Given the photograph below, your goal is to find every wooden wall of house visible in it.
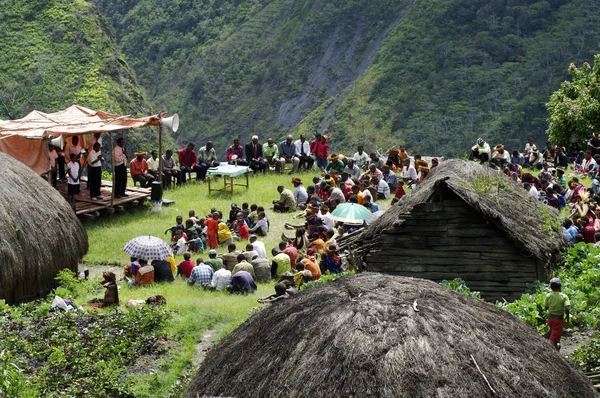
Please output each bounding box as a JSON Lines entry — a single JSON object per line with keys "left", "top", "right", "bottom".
{"left": 364, "top": 197, "right": 539, "bottom": 302}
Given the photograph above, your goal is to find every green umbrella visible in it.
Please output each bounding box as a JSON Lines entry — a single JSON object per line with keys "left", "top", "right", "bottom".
{"left": 331, "top": 202, "right": 372, "bottom": 225}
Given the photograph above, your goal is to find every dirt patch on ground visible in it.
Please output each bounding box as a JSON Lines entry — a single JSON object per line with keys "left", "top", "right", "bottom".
{"left": 193, "top": 329, "right": 219, "bottom": 367}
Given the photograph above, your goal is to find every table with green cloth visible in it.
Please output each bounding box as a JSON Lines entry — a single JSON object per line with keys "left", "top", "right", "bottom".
{"left": 207, "top": 164, "right": 250, "bottom": 194}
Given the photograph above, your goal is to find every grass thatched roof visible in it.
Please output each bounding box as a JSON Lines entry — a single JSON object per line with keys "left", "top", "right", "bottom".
{"left": 340, "top": 159, "right": 564, "bottom": 265}
{"left": 0, "top": 152, "right": 88, "bottom": 303}
{"left": 185, "top": 273, "right": 595, "bottom": 397}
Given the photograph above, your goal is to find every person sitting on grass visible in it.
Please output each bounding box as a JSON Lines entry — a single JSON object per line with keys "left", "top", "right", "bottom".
{"left": 320, "top": 245, "right": 343, "bottom": 274}
{"left": 171, "top": 229, "right": 187, "bottom": 255}
{"left": 249, "top": 211, "right": 269, "bottom": 236}
{"left": 126, "top": 259, "right": 154, "bottom": 287}
{"left": 177, "top": 252, "right": 196, "bottom": 278}
{"left": 257, "top": 282, "right": 292, "bottom": 303}
{"left": 308, "top": 232, "right": 327, "bottom": 256}
{"left": 293, "top": 262, "right": 313, "bottom": 288}
{"left": 231, "top": 253, "right": 256, "bottom": 278}
{"left": 220, "top": 243, "right": 242, "bottom": 269}
{"left": 243, "top": 243, "right": 259, "bottom": 263}
{"left": 249, "top": 235, "right": 267, "bottom": 259}
{"left": 210, "top": 263, "right": 231, "bottom": 291}
{"left": 187, "top": 259, "right": 214, "bottom": 287}
{"left": 204, "top": 249, "right": 224, "bottom": 271}
{"left": 151, "top": 259, "right": 175, "bottom": 283}
{"left": 124, "top": 257, "right": 140, "bottom": 278}
{"left": 186, "top": 230, "right": 205, "bottom": 253}
{"left": 165, "top": 216, "right": 185, "bottom": 239}
{"left": 544, "top": 278, "right": 570, "bottom": 351}
{"left": 271, "top": 247, "right": 292, "bottom": 279}
{"left": 273, "top": 185, "right": 297, "bottom": 213}
{"left": 232, "top": 212, "right": 250, "bottom": 241}
{"left": 298, "top": 255, "right": 321, "bottom": 280}
{"left": 227, "top": 270, "right": 257, "bottom": 294}
{"left": 218, "top": 221, "right": 233, "bottom": 247}
{"left": 251, "top": 252, "right": 271, "bottom": 283}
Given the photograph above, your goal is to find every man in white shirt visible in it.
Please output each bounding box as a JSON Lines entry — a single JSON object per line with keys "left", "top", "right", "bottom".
{"left": 87, "top": 142, "right": 104, "bottom": 200}
{"left": 249, "top": 235, "right": 267, "bottom": 258}
{"left": 211, "top": 264, "right": 232, "bottom": 291}
{"left": 525, "top": 182, "right": 538, "bottom": 199}
{"left": 294, "top": 134, "right": 313, "bottom": 170}
{"left": 344, "top": 159, "right": 360, "bottom": 179}
{"left": 86, "top": 133, "right": 102, "bottom": 153}
{"left": 147, "top": 150, "right": 161, "bottom": 179}
{"left": 372, "top": 177, "right": 390, "bottom": 199}
{"left": 492, "top": 144, "right": 511, "bottom": 167}
{"left": 318, "top": 206, "right": 335, "bottom": 230}
{"left": 64, "top": 136, "right": 83, "bottom": 161}
{"left": 292, "top": 177, "right": 308, "bottom": 208}
{"left": 402, "top": 158, "right": 418, "bottom": 182}
{"left": 580, "top": 150, "right": 598, "bottom": 175}
{"left": 353, "top": 145, "right": 370, "bottom": 169}
{"left": 48, "top": 144, "right": 59, "bottom": 186}
{"left": 113, "top": 137, "right": 128, "bottom": 198}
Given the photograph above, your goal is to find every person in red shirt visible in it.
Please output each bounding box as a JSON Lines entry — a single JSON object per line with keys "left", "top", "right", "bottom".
{"left": 580, "top": 216, "right": 596, "bottom": 244}
{"left": 204, "top": 212, "right": 220, "bottom": 249}
{"left": 310, "top": 133, "right": 329, "bottom": 171}
{"left": 130, "top": 152, "right": 155, "bottom": 188}
{"left": 178, "top": 143, "right": 202, "bottom": 183}
{"left": 279, "top": 241, "right": 298, "bottom": 269}
{"left": 395, "top": 180, "right": 406, "bottom": 200}
{"left": 177, "top": 252, "right": 196, "bottom": 278}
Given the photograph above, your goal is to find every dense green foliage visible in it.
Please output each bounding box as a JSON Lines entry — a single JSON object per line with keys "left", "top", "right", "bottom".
{"left": 299, "top": 271, "right": 354, "bottom": 291}
{"left": 440, "top": 278, "right": 482, "bottom": 300}
{"left": 90, "top": 0, "right": 600, "bottom": 155}
{"left": 498, "top": 243, "right": 600, "bottom": 335}
{"left": 571, "top": 334, "right": 600, "bottom": 372}
{"left": 547, "top": 54, "right": 600, "bottom": 147}
{"left": 0, "top": 272, "right": 170, "bottom": 397}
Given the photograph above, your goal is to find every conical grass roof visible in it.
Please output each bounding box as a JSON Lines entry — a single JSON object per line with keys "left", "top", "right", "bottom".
{"left": 185, "top": 273, "right": 595, "bottom": 398}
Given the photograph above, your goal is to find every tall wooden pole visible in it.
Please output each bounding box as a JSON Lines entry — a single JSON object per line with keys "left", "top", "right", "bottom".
{"left": 110, "top": 132, "right": 115, "bottom": 207}
{"left": 158, "top": 123, "right": 163, "bottom": 184}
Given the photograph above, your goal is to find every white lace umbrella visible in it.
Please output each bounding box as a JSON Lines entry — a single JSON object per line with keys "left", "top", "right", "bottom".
{"left": 123, "top": 235, "right": 173, "bottom": 260}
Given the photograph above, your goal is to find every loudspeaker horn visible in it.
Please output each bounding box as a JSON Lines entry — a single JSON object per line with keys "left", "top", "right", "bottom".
{"left": 160, "top": 114, "right": 179, "bottom": 132}
{"left": 49, "top": 135, "right": 63, "bottom": 148}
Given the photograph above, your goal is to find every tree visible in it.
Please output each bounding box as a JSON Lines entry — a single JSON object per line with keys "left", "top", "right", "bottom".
{"left": 547, "top": 54, "right": 600, "bottom": 147}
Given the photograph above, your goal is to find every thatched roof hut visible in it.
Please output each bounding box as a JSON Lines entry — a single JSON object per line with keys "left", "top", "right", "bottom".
{"left": 338, "top": 160, "right": 565, "bottom": 301}
{"left": 185, "top": 273, "right": 595, "bottom": 397}
{"left": 0, "top": 153, "right": 88, "bottom": 303}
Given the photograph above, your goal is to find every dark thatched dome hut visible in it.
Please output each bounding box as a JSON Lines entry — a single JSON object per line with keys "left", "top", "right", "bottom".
{"left": 0, "top": 152, "right": 88, "bottom": 303}
{"left": 185, "top": 273, "right": 595, "bottom": 398}
{"left": 338, "top": 159, "right": 566, "bottom": 301}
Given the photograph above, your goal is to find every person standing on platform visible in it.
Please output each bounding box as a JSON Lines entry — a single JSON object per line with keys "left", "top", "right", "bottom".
{"left": 179, "top": 143, "right": 202, "bottom": 183}
{"left": 66, "top": 153, "right": 81, "bottom": 203}
{"left": 294, "top": 134, "right": 314, "bottom": 170}
{"left": 113, "top": 137, "right": 128, "bottom": 198}
{"left": 245, "top": 135, "right": 266, "bottom": 173}
{"left": 87, "top": 142, "right": 104, "bottom": 200}
{"left": 86, "top": 132, "right": 102, "bottom": 153}
{"left": 130, "top": 152, "right": 155, "bottom": 188}
{"left": 197, "top": 141, "right": 219, "bottom": 181}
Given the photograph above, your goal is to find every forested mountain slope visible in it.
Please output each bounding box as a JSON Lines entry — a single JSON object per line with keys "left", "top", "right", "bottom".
{"left": 0, "top": 0, "right": 166, "bottom": 151}
{"left": 5, "top": 0, "right": 599, "bottom": 157}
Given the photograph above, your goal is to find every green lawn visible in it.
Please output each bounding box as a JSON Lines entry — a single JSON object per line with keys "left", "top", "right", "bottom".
{"left": 79, "top": 170, "right": 391, "bottom": 397}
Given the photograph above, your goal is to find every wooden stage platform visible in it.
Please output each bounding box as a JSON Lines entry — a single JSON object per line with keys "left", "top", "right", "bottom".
{"left": 55, "top": 177, "right": 151, "bottom": 217}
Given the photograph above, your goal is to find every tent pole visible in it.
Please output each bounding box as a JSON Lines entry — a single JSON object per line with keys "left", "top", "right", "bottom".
{"left": 110, "top": 132, "right": 115, "bottom": 208}
{"left": 158, "top": 124, "right": 163, "bottom": 184}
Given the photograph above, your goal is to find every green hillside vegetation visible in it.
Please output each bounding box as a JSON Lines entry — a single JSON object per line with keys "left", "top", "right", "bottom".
{"left": 0, "top": 0, "right": 171, "bottom": 151}
{"left": 92, "top": 0, "right": 600, "bottom": 156}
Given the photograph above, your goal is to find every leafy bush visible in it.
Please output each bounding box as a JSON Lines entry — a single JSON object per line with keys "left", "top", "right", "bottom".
{"left": 570, "top": 334, "right": 600, "bottom": 372}
{"left": 0, "top": 350, "right": 38, "bottom": 398}
{"left": 440, "top": 278, "right": 482, "bottom": 300}
{"left": 0, "top": 305, "right": 170, "bottom": 397}
{"left": 54, "top": 269, "right": 100, "bottom": 299}
{"left": 299, "top": 271, "right": 354, "bottom": 291}
{"left": 497, "top": 243, "right": 600, "bottom": 336}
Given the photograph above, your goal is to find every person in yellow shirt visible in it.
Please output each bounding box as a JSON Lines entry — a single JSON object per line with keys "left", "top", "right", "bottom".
{"left": 544, "top": 278, "right": 570, "bottom": 351}
{"left": 218, "top": 222, "right": 233, "bottom": 246}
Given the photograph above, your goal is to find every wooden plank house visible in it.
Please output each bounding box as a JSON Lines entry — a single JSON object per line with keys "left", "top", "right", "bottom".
{"left": 339, "top": 159, "right": 565, "bottom": 302}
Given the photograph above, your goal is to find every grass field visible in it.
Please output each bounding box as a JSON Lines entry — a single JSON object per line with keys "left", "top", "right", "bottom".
{"left": 79, "top": 170, "right": 391, "bottom": 397}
